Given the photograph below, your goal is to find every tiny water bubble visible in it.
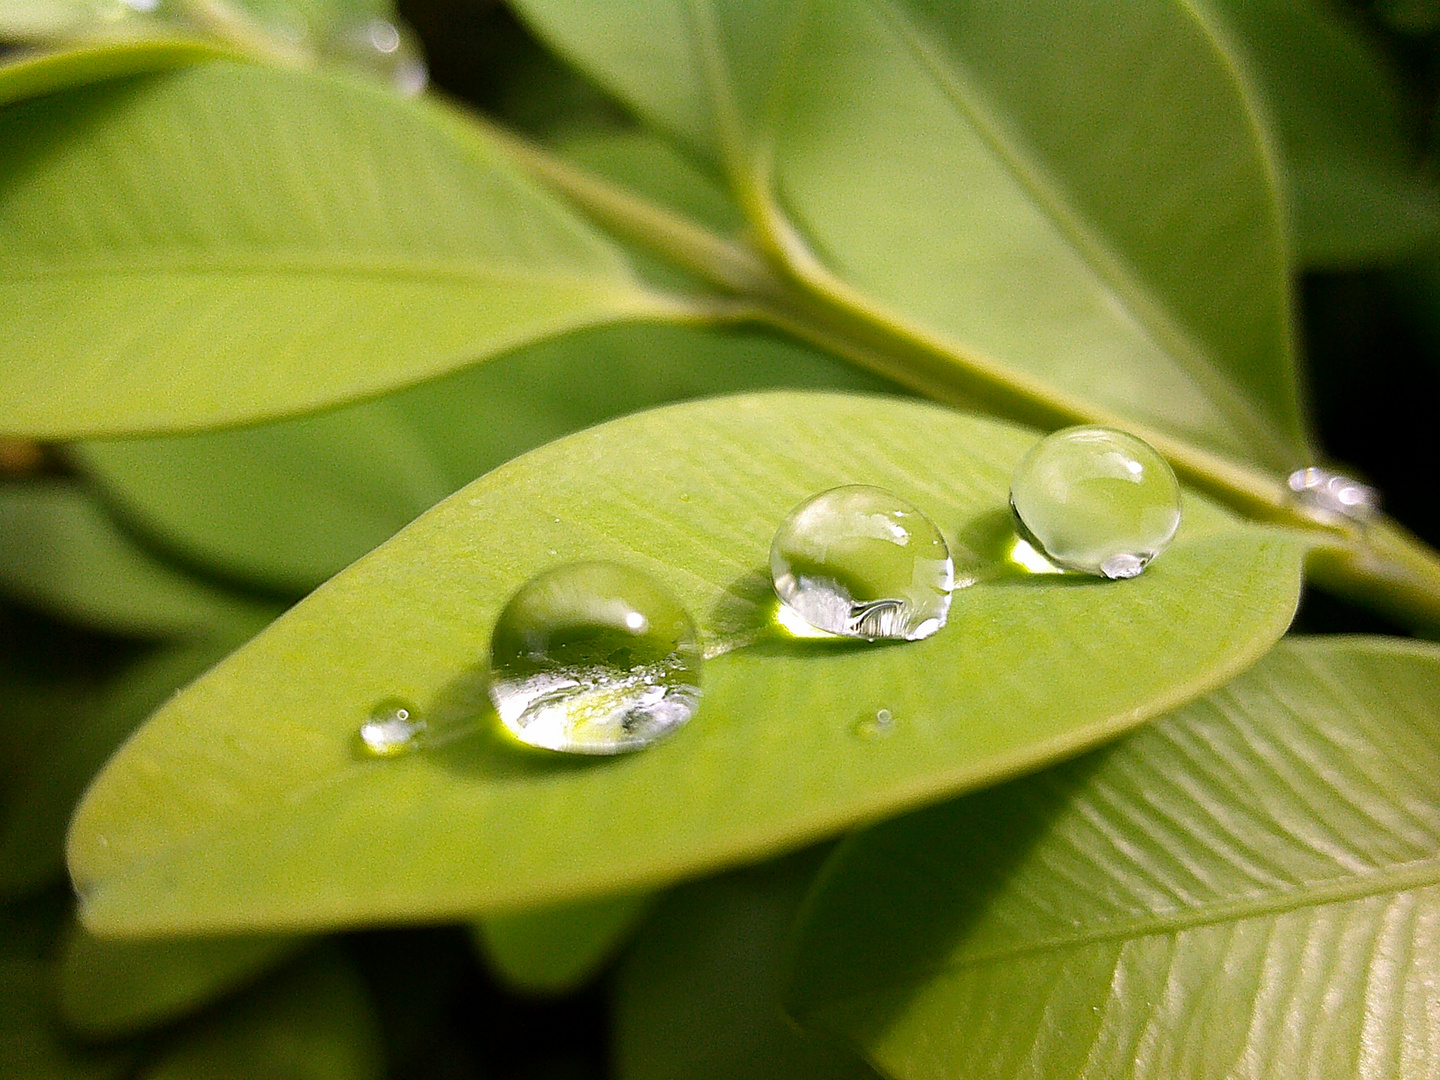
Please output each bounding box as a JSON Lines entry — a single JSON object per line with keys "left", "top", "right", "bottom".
{"left": 1009, "top": 426, "right": 1181, "bottom": 578}
{"left": 852, "top": 708, "right": 896, "bottom": 740}
{"left": 771, "top": 485, "right": 954, "bottom": 641}
{"left": 488, "top": 561, "right": 703, "bottom": 754}
{"left": 359, "top": 699, "right": 425, "bottom": 757}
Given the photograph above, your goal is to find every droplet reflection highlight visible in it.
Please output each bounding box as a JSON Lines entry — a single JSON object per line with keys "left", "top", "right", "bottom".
{"left": 771, "top": 485, "right": 954, "bottom": 641}
{"left": 1009, "top": 426, "right": 1181, "bottom": 578}
{"left": 488, "top": 561, "right": 703, "bottom": 754}
{"left": 359, "top": 700, "right": 425, "bottom": 757}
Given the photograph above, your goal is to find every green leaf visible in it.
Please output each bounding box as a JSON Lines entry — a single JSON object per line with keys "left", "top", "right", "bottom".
{"left": 0, "top": 39, "right": 224, "bottom": 93}
{"left": 66, "top": 393, "right": 1306, "bottom": 936}
{"left": 472, "top": 890, "right": 654, "bottom": 995}
{"left": 615, "top": 849, "right": 879, "bottom": 1080}
{"left": 74, "top": 322, "right": 892, "bottom": 592}
{"left": 0, "top": 58, "right": 678, "bottom": 438}
{"left": 58, "top": 922, "right": 306, "bottom": 1038}
{"left": 0, "top": 960, "right": 131, "bottom": 1080}
{"left": 513, "top": 0, "right": 1310, "bottom": 472}
{"left": 785, "top": 636, "right": 1440, "bottom": 1079}
{"left": 0, "top": 633, "right": 268, "bottom": 896}
{"left": 1206, "top": 0, "right": 1440, "bottom": 267}
{"left": 136, "top": 944, "right": 382, "bottom": 1080}
{"left": 0, "top": 480, "right": 267, "bottom": 635}
{"left": 72, "top": 403, "right": 452, "bottom": 595}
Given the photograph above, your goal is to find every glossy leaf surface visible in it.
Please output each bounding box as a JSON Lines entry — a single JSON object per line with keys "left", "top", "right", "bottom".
{"left": 615, "top": 850, "right": 879, "bottom": 1080}
{"left": 0, "top": 40, "right": 229, "bottom": 107}
{"left": 0, "top": 58, "right": 670, "bottom": 437}
{"left": 73, "top": 323, "right": 893, "bottom": 592}
{"left": 1208, "top": 0, "right": 1440, "bottom": 267}
{"left": 67, "top": 393, "right": 1305, "bottom": 936}
{"left": 136, "top": 945, "right": 382, "bottom": 1080}
{"left": 514, "top": 0, "right": 1310, "bottom": 471}
{"left": 473, "top": 890, "right": 654, "bottom": 995}
{"left": 0, "top": 481, "right": 262, "bottom": 635}
{"left": 787, "top": 637, "right": 1440, "bottom": 1079}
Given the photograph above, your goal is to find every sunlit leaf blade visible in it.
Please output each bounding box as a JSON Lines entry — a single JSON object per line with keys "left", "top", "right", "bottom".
{"left": 615, "top": 850, "right": 880, "bottom": 1080}
{"left": 1, "top": 633, "right": 267, "bottom": 896}
{"left": 65, "top": 393, "right": 1305, "bottom": 936}
{"left": 1206, "top": 0, "right": 1440, "bottom": 267}
{"left": 58, "top": 922, "right": 307, "bottom": 1039}
{"left": 0, "top": 481, "right": 265, "bottom": 634}
{"left": 0, "top": 960, "right": 131, "bottom": 1080}
{"left": 72, "top": 323, "right": 894, "bottom": 592}
{"left": 136, "top": 944, "right": 383, "bottom": 1080}
{"left": 0, "top": 40, "right": 229, "bottom": 107}
{"left": 786, "top": 637, "right": 1440, "bottom": 1080}
{"left": 472, "top": 890, "right": 654, "bottom": 995}
{"left": 513, "top": 0, "right": 1310, "bottom": 472}
{"left": 0, "top": 59, "right": 674, "bottom": 438}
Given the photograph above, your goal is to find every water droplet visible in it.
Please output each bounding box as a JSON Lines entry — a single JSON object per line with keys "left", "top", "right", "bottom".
{"left": 1009, "top": 426, "right": 1181, "bottom": 578}
{"left": 488, "top": 561, "right": 703, "bottom": 754}
{"left": 359, "top": 699, "right": 425, "bottom": 757}
{"left": 771, "top": 485, "right": 954, "bottom": 640}
{"left": 1287, "top": 466, "right": 1378, "bottom": 523}
{"left": 325, "top": 17, "right": 428, "bottom": 95}
{"left": 852, "top": 708, "right": 896, "bottom": 739}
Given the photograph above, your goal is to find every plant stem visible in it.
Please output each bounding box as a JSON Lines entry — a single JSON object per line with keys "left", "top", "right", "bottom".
{"left": 488, "top": 120, "right": 1440, "bottom": 635}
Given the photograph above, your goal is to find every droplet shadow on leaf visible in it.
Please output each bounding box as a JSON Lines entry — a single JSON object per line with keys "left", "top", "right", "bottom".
{"left": 708, "top": 569, "right": 912, "bottom": 659}
{"left": 952, "top": 508, "right": 1094, "bottom": 589}
{"left": 419, "top": 663, "right": 621, "bottom": 781}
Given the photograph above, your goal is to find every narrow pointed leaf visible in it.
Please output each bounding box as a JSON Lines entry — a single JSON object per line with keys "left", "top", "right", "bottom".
{"left": 0, "top": 960, "right": 131, "bottom": 1080}
{"left": 472, "top": 890, "right": 654, "bottom": 995}
{"left": 1, "top": 632, "right": 269, "bottom": 895}
{"left": 786, "top": 637, "right": 1440, "bottom": 1080}
{"left": 1207, "top": 0, "right": 1440, "bottom": 267}
{"left": 72, "top": 323, "right": 894, "bottom": 592}
{"left": 0, "top": 481, "right": 265, "bottom": 635}
{"left": 137, "top": 945, "right": 382, "bottom": 1080}
{"left": 615, "top": 850, "right": 879, "bottom": 1080}
{"left": 0, "top": 59, "right": 674, "bottom": 437}
{"left": 58, "top": 923, "right": 307, "bottom": 1039}
{"left": 514, "top": 0, "right": 1310, "bottom": 470}
{"left": 67, "top": 393, "right": 1305, "bottom": 936}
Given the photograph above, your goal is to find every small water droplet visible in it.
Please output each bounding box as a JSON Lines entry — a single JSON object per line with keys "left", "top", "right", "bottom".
{"left": 852, "top": 708, "right": 896, "bottom": 739}
{"left": 488, "top": 561, "right": 703, "bottom": 754}
{"left": 1287, "top": 466, "right": 1378, "bottom": 523}
{"left": 359, "top": 699, "right": 425, "bottom": 757}
{"left": 325, "top": 17, "right": 428, "bottom": 95}
{"left": 771, "top": 485, "right": 954, "bottom": 640}
{"left": 1009, "top": 426, "right": 1181, "bottom": 578}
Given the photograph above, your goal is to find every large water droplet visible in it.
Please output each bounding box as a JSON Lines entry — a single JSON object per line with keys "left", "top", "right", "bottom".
{"left": 1009, "top": 426, "right": 1181, "bottom": 578}
{"left": 359, "top": 699, "right": 425, "bottom": 757}
{"left": 852, "top": 708, "right": 896, "bottom": 740}
{"left": 488, "top": 561, "right": 703, "bottom": 754}
{"left": 771, "top": 485, "right": 954, "bottom": 640}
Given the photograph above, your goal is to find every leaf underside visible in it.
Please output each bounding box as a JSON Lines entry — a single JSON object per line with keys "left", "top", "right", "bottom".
{"left": 787, "top": 636, "right": 1440, "bottom": 1080}
{"left": 67, "top": 392, "right": 1305, "bottom": 937}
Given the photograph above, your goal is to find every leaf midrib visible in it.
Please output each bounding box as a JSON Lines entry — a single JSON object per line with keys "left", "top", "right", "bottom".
{"left": 862, "top": 0, "right": 1295, "bottom": 466}
{"left": 0, "top": 252, "right": 650, "bottom": 292}
{"left": 808, "top": 853, "right": 1440, "bottom": 1011}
